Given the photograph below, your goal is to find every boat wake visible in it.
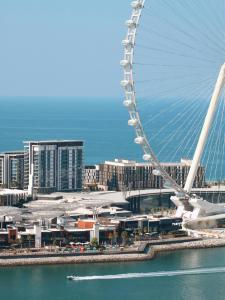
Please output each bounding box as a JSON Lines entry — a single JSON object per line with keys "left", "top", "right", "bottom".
{"left": 68, "top": 267, "right": 225, "bottom": 281}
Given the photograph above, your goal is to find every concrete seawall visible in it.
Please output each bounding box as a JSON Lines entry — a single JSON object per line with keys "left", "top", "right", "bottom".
{"left": 1, "top": 238, "right": 225, "bottom": 267}
{"left": 0, "top": 252, "right": 155, "bottom": 267}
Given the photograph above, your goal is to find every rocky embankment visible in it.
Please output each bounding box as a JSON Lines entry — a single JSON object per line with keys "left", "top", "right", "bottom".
{"left": 1, "top": 238, "right": 225, "bottom": 267}
{"left": 153, "top": 238, "right": 225, "bottom": 253}
{"left": 0, "top": 252, "right": 154, "bottom": 267}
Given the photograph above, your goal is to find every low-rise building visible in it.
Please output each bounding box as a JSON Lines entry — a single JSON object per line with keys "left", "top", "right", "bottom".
{"left": 99, "top": 159, "right": 205, "bottom": 191}
{"left": 0, "top": 189, "right": 28, "bottom": 206}
{"left": 84, "top": 165, "right": 100, "bottom": 189}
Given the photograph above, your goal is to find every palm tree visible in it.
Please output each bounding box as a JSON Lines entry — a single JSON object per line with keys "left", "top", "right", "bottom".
{"left": 90, "top": 237, "right": 99, "bottom": 249}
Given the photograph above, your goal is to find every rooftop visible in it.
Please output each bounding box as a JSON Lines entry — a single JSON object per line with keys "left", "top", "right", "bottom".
{"left": 102, "top": 158, "right": 195, "bottom": 167}
{"left": 23, "top": 140, "right": 84, "bottom": 145}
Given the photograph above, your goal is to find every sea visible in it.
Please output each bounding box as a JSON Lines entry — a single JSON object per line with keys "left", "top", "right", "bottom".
{"left": 0, "top": 97, "right": 225, "bottom": 300}
{"left": 1, "top": 248, "right": 225, "bottom": 300}
{"left": 0, "top": 97, "right": 142, "bottom": 164}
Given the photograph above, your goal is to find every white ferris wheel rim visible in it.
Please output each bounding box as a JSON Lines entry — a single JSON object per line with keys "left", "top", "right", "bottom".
{"left": 121, "top": 0, "right": 186, "bottom": 195}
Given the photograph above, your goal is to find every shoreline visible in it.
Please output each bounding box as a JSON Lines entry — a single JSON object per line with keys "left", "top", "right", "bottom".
{"left": 1, "top": 238, "right": 225, "bottom": 267}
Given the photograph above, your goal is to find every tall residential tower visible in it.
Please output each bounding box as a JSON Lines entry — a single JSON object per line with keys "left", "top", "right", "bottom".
{"left": 24, "top": 140, "right": 83, "bottom": 194}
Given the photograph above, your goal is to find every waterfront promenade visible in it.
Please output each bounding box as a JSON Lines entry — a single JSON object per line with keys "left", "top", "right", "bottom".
{"left": 1, "top": 237, "right": 225, "bottom": 267}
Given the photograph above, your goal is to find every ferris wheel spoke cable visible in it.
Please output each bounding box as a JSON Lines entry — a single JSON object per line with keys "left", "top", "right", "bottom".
{"left": 135, "top": 73, "right": 217, "bottom": 84}
{"left": 145, "top": 0, "right": 224, "bottom": 51}
{"left": 170, "top": 113, "right": 207, "bottom": 163}
{"left": 144, "top": 85, "right": 212, "bottom": 145}
{"left": 202, "top": 95, "right": 224, "bottom": 185}
{"left": 137, "top": 75, "right": 216, "bottom": 98}
{"left": 218, "top": 96, "right": 225, "bottom": 183}
{"left": 192, "top": 0, "right": 225, "bottom": 40}
{"left": 134, "top": 63, "right": 217, "bottom": 70}
{"left": 185, "top": 111, "right": 210, "bottom": 160}
{"left": 135, "top": 44, "right": 220, "bottom": 64}
{"left": 143, "top": 9, "right": 225, "bottom": 57}
{"left": 208, "top": 103, "right": 225, "bottom": 182}
{"left": 134, "top": 63, "right": 219, "bottom": 80}
{"left": 138, "top": 76, "right": 214, "bottom": 106}
{"left": 138, "top": 24, "right": 222, "bottom": 57}
{"left": 138, "top": 75, "right": 215, "bottom": 101}
{"left": 138, "top": 96, "right": 203, "bottom": 128}
{"left": 155, "top": 98, "right": 210, "bottom": 161}
{"left": 160, "top": 0, "right": 225, "bottom": 52}
{"left": 139, "top": 23, "right": 225, "bottom": 59}
{"left": 167, "top": 92, "right": 213, "bottom": 162}
{"left": 211, "top": 94, "right": 225, "bottom": 188}
{"left": 153, "top": 100, "right": 209, "bottom": 158}
{"left": 139, "top": 75, "right": 215, "bottom": 127}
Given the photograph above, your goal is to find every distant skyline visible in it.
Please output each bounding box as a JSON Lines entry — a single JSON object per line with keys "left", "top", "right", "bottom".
{"left": 0, "top": 0, "right": 131, "bottom": 97}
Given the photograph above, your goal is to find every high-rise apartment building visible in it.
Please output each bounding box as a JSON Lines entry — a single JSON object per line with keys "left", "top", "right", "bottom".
{"left": 24, "top": 140, "right": 83, "bottom": 194}
{"left": 0, "top": 151, "right": 24, "bottom": 189}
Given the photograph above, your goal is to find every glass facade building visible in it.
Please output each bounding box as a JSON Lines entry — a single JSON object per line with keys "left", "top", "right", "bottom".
{"left": 0, "top": 152, "right": 24, "bottom": 189}
{"left": 24, "top": 140, "right": 83, "bottom": 194}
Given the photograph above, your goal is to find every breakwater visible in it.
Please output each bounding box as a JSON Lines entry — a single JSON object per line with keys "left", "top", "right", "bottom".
{"left": 1, "top": 238, "right": 225, "bottom": 267}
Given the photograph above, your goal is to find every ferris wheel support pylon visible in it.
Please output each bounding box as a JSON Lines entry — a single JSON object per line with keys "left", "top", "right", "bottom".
{"left": 121, "top": 0, "right": 185, "bottom": 196}
{"left": 184, "top": 64, "right": 225, "bottom": 193}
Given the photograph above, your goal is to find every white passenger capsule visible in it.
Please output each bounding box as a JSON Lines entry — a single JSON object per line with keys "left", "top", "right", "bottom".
{"left": 131, "top": 1, "right": 144, "bottom": 9}
{"left": 135, "top": 136, "right": 145, "bottom": 144}
{"left": 125, "top": 19, "right": 137, "bottom": 28}
{"left": 120, "top": 60, "right": 131, "bottom": 68}
{"left": 128, "top": 119, "right": 138, "bottom": 127}
{"left": 122, "top": 39, "right": 134, "bottom": 48}
{"left": 143, "top": 154, "right": 151, "bottom": 161}
{"left": 121, "top": 80, "right": 132, "bottom": 88}
{"left": 153, "top": 169, "right": 162, "bottom": 176}
{"left": 123, "top": 100, "right": 135, "bottom": 108}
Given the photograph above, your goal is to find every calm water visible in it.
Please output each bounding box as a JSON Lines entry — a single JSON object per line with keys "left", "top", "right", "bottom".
{"left": 0, "top": 97, "right": 225, "bottom": 298}
{"left": 0, "top": 97, "right": 142, "bottom": 164}
{"left": 1, "top": 248, "right": 225, "bottom": 300}
{"left": 0, "top": 96, "right": 223, "bottom": 179}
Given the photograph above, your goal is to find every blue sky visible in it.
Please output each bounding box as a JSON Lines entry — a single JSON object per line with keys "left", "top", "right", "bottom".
{"left": 0, "top": 0, "right": 131, "bottom": 97}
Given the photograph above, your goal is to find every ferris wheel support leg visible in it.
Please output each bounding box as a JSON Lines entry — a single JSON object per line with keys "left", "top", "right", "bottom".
{"left": 184, "top": 64, "right": 225, "bottom": 194}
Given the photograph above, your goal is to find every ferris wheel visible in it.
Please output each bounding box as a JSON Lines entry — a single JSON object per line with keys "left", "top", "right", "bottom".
{"left": 121, "top": 0, "right": 225, "bottom": 220}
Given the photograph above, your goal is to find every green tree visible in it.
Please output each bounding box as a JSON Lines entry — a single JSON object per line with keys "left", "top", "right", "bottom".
{"left": 90, "top": 237, "right": 99, "bottom": 249}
